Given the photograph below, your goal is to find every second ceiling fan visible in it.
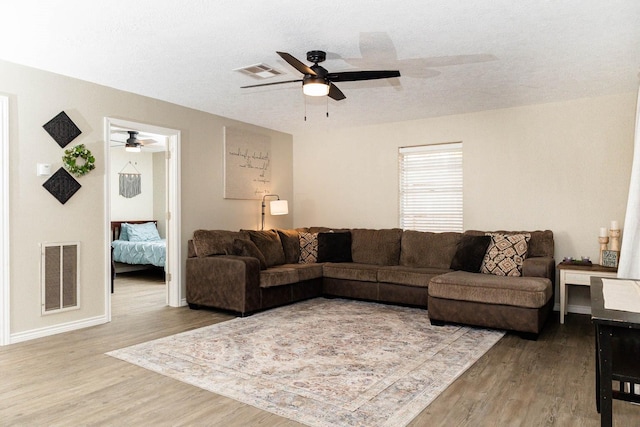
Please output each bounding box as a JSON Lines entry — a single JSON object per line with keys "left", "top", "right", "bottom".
{"left": 241, "top": 50, "right": 401, "bottom": 100}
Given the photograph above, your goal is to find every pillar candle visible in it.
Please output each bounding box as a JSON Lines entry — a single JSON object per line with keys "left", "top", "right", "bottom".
{"left": 610, "top": 220, "right": 619, "bottom": 230}
{"left": 599, "top": 227, "right": 608, "bottom": 237}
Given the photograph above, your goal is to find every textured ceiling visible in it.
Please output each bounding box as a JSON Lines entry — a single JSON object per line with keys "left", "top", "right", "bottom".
{"left": 1, "top": 0, "right": 639, "bottom": 136}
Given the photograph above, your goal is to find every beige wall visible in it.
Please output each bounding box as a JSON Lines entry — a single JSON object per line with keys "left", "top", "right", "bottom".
{"left": 293, "top": 92, "right": 636, "bottom": 307}
{"left": 1, "top": 60, "right": 293, "bottom": 338}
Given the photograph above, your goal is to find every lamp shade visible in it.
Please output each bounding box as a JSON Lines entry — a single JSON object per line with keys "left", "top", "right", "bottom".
{"left": 270, "top": 199, "right": 288, "bottom": 215}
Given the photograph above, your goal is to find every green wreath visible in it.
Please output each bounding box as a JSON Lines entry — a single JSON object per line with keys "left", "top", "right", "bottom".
{"left": 63, "top": 144, "right": 95, "bottom": 177}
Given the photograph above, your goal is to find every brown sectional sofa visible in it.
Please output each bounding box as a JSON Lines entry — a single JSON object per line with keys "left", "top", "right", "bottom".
{"left": 186, "top": 227, "right": 555, "bottom": 338}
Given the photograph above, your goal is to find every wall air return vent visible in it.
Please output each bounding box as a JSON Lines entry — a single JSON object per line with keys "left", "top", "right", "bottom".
{"left": 234, "top": 63, "right": 283, "bottom": 79}
{"left": 41, "top": 242, "right": 80, "bottom": 314}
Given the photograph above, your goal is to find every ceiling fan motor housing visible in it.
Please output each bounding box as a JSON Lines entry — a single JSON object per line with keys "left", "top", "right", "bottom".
{"left": 126, "top": 131, "right": 142, "bottom": 149}
{"left": 307, "top": 50, "right": 326, "bottom": 64}
{"left": 126, "top": 131, "right": 139, "bottom": 144}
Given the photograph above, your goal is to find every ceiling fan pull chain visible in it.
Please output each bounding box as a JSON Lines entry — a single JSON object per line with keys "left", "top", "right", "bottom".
{"left": 326, "top": 96, "right": 329, "bottom": 118}
{"left": 304, "top": 95, "right": 307, "bottom": 121}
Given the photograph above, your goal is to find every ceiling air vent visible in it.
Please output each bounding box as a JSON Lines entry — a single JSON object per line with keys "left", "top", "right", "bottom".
{"left": 234, "top": 63, "right": 283, "bottom": 79}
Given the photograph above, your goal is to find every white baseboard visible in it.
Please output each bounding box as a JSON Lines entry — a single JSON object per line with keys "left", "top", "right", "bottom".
{"left": 553, "top": 302, "right": 592, "bottom": 315}
{"left": 10, "top": 315, "right": 108, "bottom": 344}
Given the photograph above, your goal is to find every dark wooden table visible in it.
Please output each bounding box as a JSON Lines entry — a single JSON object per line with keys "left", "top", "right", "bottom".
{"left": 590, "top": 277, "right": 640, "bottom": 427}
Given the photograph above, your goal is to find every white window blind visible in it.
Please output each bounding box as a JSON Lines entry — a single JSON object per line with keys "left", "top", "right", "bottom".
{"left": 399, "top": 142, "right": 463, "bottom": 232}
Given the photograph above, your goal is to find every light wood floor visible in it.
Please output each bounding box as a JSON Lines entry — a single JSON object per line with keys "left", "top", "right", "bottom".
{"left": 1, "top": 274, "right": 638, "bottom": 426}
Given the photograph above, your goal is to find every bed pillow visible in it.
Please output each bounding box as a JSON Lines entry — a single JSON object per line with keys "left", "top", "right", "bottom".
{"left": 450, "top": 235, "right": 492, "bottom": 272}
{"left": 480, "top": 233, "right": 531, "bottom": 276}
{"left": 127, "top": 222, "right": 161, "bottom": 242}
{"left": 118, "top": 223, "right": 130, "bottom": 241}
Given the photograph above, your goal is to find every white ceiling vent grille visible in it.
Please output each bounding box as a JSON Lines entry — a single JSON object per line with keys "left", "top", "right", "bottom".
{"left": 234, "top": 63, "right": 283, "bottom": 79}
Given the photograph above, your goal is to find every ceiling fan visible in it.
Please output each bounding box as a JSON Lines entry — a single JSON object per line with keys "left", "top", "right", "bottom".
{"left": 110, "top": 130, "right": 158, "bottom": 152}
{"left": 241, "top": 50, "right": 401, "bottom": 100}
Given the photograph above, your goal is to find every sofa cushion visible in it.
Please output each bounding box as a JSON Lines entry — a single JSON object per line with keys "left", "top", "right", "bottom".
{"left": 232, "top": 238, "right": 267, "bottom": 270}
{"left": 192, "top": 230, "right": 250, "bottom": 257}
{"left": 282, "top": 263, "right": 325, "bottom": 281}
{"left": 247, "top": 230, "right": 286, "bottom": 267}
{"left": 399, "top": 230, "right": 462, "bottom": 269}
{"left": 277, "top": 229, "right": 301, "bottom": 264}
{"left": 323, "top": 263, "right": 379, "bottom": 282}
{"left": 298, "top": 232, "right": 318, "bottom": 263}
{"left": 377, "top": 266, "right": 450, "bottom": 288}
{"left": 429, "top": 271, "right": 552, "bottom": 309}
{"left": 450, "top": 235, "right": 492, "bottom": 272}
{"left": 351, "top": 228, "right": 403, "bottom": 266}
{"left": 317, "top": 231, "right": 352, "bottom": 263}
{"left": 480, "top": 233, "right": 531, "bottom": 277}
{"left": 259, "top": 267, "right": 298, "bottom": 288}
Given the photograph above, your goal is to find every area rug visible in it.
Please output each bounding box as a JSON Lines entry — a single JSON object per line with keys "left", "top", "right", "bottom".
{"left": 107, "top": 298, "right": 504, "bottom": 427}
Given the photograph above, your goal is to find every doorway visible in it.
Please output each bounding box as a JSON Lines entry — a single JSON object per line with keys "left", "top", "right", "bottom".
{"left": 104, "top": 118, "right": 181, "bottom": 321}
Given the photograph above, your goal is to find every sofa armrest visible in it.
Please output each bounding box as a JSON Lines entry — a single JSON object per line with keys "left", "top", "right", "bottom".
{"left": 522, "top": 257, "right": 555, "bottom": 284}
{"left": 186, "top": 255, "right": 261, "bottom": 314}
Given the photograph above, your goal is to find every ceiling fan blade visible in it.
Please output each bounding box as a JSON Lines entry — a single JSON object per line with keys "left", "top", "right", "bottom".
{"left": 241, "top": 79, "right": 303, "bottom": 89}
{"left": 277, "top": 51, "right": 317, "bottom": 76}
{"left": 328, "top": 83, "right": 346, "bottom": 101}
{"left": 327, "top": 70, "right": 401, "bottom": 82}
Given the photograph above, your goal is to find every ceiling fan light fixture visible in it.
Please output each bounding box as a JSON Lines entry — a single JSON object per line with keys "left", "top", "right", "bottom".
{"left": 303, "top": 77, "right": 330, "bottom": 97}
{"left": 125, "top": 143, "right": 141, "bottom": 153}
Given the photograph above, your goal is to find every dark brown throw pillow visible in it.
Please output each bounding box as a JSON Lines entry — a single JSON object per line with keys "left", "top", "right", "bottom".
{"left": 247, "top": 230, "right": 286, "bottom": 267}
{"left": 277, "top": 229, "right": 301, "bottom": 264}
{"left": 450, "top": 235, "right": 492, "bottom": 272}
{"left": 232, "top": 238, "right": 267, "bottom": 270}
{"left": 317, "top": 231, "right": 352, "bottom": 263}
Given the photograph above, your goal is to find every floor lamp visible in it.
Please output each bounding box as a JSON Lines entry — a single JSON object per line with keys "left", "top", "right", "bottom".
{"left": 261, "top": 194, "right": 288, "bottom": 230}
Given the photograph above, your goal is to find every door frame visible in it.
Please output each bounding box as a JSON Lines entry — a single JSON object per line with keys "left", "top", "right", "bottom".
{"left": 104, "top": 117, "right": 182, "bottom": 319}
{"left": 0, "top": 95, "right": 9, "bottom": 345}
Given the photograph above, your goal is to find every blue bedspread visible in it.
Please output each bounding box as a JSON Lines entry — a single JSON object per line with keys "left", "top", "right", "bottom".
{"left": 112, "top": 239, "right": 166, "bottom": 267}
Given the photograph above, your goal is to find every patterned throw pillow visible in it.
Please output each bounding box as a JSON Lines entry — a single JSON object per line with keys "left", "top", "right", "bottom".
{"left": 298, "top": 232, "right": 318, "bottom": 263}
{"left": 480, "top": 233, "right": 531, "bottom": 277}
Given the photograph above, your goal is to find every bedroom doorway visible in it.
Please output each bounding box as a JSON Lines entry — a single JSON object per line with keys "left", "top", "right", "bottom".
{"left": 104, "top": 118, "right": 181, "bottom": 320}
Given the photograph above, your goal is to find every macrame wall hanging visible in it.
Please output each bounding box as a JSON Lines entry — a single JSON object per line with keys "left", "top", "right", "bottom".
{"left": 118, "top": 161, "right": 142, "bottom": 198}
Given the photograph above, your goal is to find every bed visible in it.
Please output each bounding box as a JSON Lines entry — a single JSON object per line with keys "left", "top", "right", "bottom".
{"left": 111, "top": 221, "right": 166, "bottom": 274}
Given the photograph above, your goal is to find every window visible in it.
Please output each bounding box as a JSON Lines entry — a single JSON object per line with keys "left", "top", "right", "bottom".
{"left": 399, "top": 142, "right": 463, "bottom": 232}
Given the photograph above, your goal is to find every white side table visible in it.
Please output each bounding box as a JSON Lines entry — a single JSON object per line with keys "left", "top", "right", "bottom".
{"left": 558, "top": 263, "right": 618, "bottom": 324}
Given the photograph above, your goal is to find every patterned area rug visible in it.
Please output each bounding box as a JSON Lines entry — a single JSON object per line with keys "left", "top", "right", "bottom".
{"left": 107, "top": 298, "right": 504, "bottom": 427}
